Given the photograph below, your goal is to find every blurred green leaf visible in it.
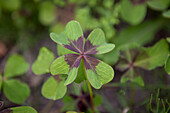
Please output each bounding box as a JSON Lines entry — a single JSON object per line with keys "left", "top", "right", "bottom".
{"left": 49, "top": 23, "right": 65, "bottom": 33}
{"left": 11, "top": 106, "right": 37, "bottom": 113}
{"left": 62, "top": 95, "right": 76, "bottom": 112}
{"left": 134, "top": 39, "right": 169, "bottom": 70}
{"left": 94, "top": 95, "right": 102, "bottom": 106}
{"left": 133, "top": 76, "right": 144, "bottom": 87}
{"left": 0, "top": 0, "right": 21, "bottom": 11}
{"left": 32, "top": 47, "right": 55, "bottom": 75}
{"left": 66, "top": 111, "right": 77, "bottom": 113}
{"left": 0, "top": 74, "right": 2, "bottom": 91}
{"left": 165, "top": 55, "right": 170, "bottom": 75}
{"left": 147, "top": 0, "right": 170, "bottom": 11}
{"left": 41, "top": 76, "right": 67, "bottom": 100}
{"left": 114, "top": 19, "right": 164, "bottom": 51}
{"left": 75, "top": 7, "right": 100, "bottom": 30}
{"left": 3, "top": 79, "right": 30, "bottom": 104}
{"left": 62, "top": 95, "right": 74, "bottom": 103}
{"left": 97, "top": 48, "right": 120, "bottom": 65}
{"left": 39, "top": 1, "right": 56, "bottom": 26}
{"left": 167, "top": 37, "right": 170, "bottom": 43}
{"left": 120, "top": 68, "right": 134, "bottom": 83}
{"left": 120, "top": 0, "right": 146, "bottom": 25}
{"left": 163, "top": 10, "right": 170, "bottom": 18}
{"left": 121, "top": 68, "right": 144, "bottom": 86}
{"left": 4, "top": 54, "right": 29, "bottom": 78}
{"left": 54, "top": 0, "right": 66, "bottom": 7}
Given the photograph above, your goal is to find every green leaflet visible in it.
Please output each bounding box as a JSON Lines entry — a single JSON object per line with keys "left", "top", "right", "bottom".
{"left": 87, "top": 28, "right": 106, "bottom": 45}
{"left": 50, "top": 32, "right": 69, "bottom": 45}
{"left": 120, "top": 68, "right": 144, "bottom": 87}
{"left": 4, "top": 54, "right": 29, "bottom": 78}
{"left": 86, "top": 60, "right": 114, "bottom": 89}
{"left": 163, "top": 10, "right": 170, "bottom": 18}
{"left": 50, "top": 56, "right": 70, "bottom": 75}
{"left": 97, "top": 48, "right": 120, "bottom": 65}
{"left": 3, "top": 79, "right": 30, "bottom": 104}
{"left": 75, "top": 7, "right": 99, "bottom": 31}
{"left": 49, "top": 22, "right": 65, "bottom": 33}
{"left": 32, "top": 47, "right": 55, "bottom": 75}
{"left": 0, "top": 74, "right": 2, "bottom": 91}
{"left": 86, "top": 28, "right": 115, "bottom": 54}
{"left": 147, "top": 0, "right": 170, "bottom": 11}
{"left": 38, "top": 1, "right": 56, "bottom": 26}
{"left": 65, "top": 20, "right": 83, "bottom": 41}
{"left": 57, "top": 45, "right": 76, "bottom": 56}
{"left": 86, "top": 70, "right": 102, "bottom": 89}
{"left": 165, "top": 55, "right": 170, "bottom": 75}
{"left": 120, "top": 0, "right": 146, "bottom": 25}
{"left": 167, "top": 37, "right": 170, "bottom": 43}
{"left": 64, "top": 68, "right": 79, "bottom": 86}
{"left": 96, "top": 43, "right": 115, "bottom": 54}
{"left": 95, "top": 61, "right": 114, "bottom": 85}
{"left": 134, "top": 39, "right": 169, "bottom": 70}
{"left": 0, "top": 0, "right": 21, "bottom": 11}
{"left": 66, "top": 111, "right": 77, "bottom": 113}
{"left": 42, "top": 76, "right": 67, "bottom": 100}
{"left": 11, "top": 106, "right": 37, "bottom": 113}
{"left": 133, "top": 76, "right": 144, "bottom": 87}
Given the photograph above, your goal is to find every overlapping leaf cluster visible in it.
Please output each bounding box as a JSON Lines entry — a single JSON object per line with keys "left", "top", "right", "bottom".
{"left": 32, "top": 20, "right": 115, "bottom": 100}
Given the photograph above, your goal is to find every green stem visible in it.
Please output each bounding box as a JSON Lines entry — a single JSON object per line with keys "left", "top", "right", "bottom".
{"left": 82, "top": 58, "right": 95, "bottom": 113}
{"left": 130, "top": 86, "right": 136, "bottom": 110}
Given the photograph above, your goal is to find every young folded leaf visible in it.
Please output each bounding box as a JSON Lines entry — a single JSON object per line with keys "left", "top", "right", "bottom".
{"left": 50, "top": 20, "right": 115, "bottom": 89}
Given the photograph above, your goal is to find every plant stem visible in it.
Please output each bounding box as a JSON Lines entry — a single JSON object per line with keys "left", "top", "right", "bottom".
{"left": 82, "top": 58, "right": 95, "bottom": 113}
{"left": 130, "top": 86, "right": 136, "bottom": 110}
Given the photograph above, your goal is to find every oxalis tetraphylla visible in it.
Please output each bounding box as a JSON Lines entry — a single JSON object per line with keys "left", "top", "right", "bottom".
{"left": 50, "top": 20, "right": 115, "bottom": 89}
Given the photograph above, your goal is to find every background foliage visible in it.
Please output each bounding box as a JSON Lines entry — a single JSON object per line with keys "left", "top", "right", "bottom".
{"left": 0, "top": 0, "right": 169, "bottom": 113}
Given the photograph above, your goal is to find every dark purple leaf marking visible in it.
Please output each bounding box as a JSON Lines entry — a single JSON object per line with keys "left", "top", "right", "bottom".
{"left": 83, "top": 56, "right": 99, "bottom": 71}
{"left": 53, "top": 75, "right": 62, "bottom": 83}
{"left": 64, "top": 36, "right": 84, "bottom": 54}
{"left": 84, "top": 40, "right": 98, "bottom": 55}
{"left": 65, "top": 54, "right": 82, "bottom": 68}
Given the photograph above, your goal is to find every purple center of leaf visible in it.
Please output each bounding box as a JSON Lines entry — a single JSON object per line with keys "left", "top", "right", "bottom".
{"left": 64, "top": 35, "right": 100, "bottom": 71}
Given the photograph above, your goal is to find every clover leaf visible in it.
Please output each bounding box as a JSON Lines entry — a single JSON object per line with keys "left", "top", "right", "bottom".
{"left": 50, "top": 20, "right": 115, "bottom": 89}
{"left": 0, "top": 106, "right": 37, "bottom": 113}
{"left": 32, "top": 47, "right": 55, "bottom": 75}
{"left": 0, "top": 54, "right": 30, "bottom": 104}
{"left": 117, "top": 39, "right": 169, "bottom": 86}
{"left": 32, "top": 47, "right": 67, "bottom": 100}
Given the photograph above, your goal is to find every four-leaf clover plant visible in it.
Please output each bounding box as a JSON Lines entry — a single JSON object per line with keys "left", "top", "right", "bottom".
{"left": 50, "top": 20, "right": 115, "bottom": 89}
